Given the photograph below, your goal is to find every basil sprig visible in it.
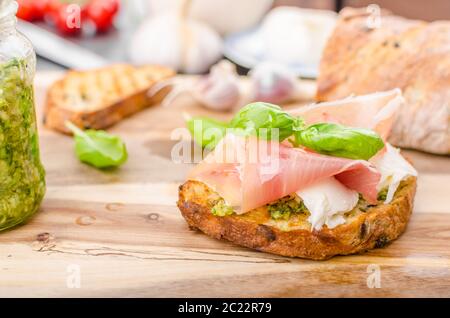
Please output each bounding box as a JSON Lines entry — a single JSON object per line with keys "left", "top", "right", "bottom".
{"left": 186, "top": 102, "right": 384, "bottom": 160}
{"left": 65, "top": 121, "right": 128, "bottom": 169}
{"left": 187, "top": 102, "right": 304, "bottom": 149}
{"left": 294, "top": 123, "right": 385, "bottom": 160}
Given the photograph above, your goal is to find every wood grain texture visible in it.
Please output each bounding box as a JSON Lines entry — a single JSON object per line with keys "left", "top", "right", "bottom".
{"left": 0, "top": 72, "right": 449, "bottom": 297}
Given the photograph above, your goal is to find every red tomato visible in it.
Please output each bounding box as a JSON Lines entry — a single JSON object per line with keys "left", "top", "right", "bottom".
{"left": 16, "top": 0, "right": 50, "bottom": 21}
{"left": 33, "top": 0, "right": 51, "bottom": 20}
{"left": 106, "top": 0, "right": 120, "bottom": 14}
{"left": 45, "top": 0, "right": 64, "bottom": 23}
{"left": 16, "top": 0, "right": 37, "bottom": 21}
{"left": 85, "top": 0, "right": 120, "bottom": 33}
{"left": 53, "top": 4, "right": 83, "bottom": 36}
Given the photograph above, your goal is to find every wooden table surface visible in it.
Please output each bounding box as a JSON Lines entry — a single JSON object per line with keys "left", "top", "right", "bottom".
{"left": 0, "top": 73, "right": 449, "bottom": 297}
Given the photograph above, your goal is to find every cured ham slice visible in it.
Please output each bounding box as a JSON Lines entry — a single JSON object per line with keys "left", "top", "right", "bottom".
{"left": 289, "top": 89, "right": 403, "bottom": 140}
{"left": 189, "top": 134, "right": 380, "bottom": 213}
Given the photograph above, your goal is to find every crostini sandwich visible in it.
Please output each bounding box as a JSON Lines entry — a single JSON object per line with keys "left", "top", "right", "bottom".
{"left": 177, "top": 89, "right": 418, "bottom": 260}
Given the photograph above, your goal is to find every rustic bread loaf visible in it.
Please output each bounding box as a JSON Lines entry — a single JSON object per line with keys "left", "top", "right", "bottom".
{"left": 317, "top": 7, "right": 449, "bottom": 154}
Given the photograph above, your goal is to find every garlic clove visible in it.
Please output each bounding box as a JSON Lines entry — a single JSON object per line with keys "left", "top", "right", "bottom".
{"left": 148, "top": 60, "right": 242, "bottom": 111}
{"left": 193, "top": 60, "right": 241, "bottom": 111}
{"left": 250, "top": 62, "right": 298, "bottom": 104}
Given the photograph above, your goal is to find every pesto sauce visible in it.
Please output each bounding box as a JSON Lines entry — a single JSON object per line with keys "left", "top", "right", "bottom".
{"left": 211, "top": 199, "right": 234, "bottom": 217}
{"left": 267, "top": 195, "right": 308, "bottom": 220}
{"left": 0, "top": 58, "right": 46, "bottom": 231}
{"left": 377, "top": 188, "right": 388, "bottom": 202}
{"left": 210, "top": 195, "right": 309, "bottom": 219}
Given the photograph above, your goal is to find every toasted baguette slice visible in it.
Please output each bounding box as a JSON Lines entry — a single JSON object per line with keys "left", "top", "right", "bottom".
{"left": 44, "top": 64, "right": 175, "bottom": 134}
{"left": 177, "top": 177, "right": 416, "bottom": 260}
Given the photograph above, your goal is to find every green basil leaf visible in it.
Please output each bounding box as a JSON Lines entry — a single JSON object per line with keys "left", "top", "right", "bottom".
{"left": 187, "top": 117, "right": 228, "bottom": 149}
{"left": 229, "top": 102, "right": 296, "bottom": 141}
{"left": 65, "top": 121, "right": 128, "bottom": 169}
{"left": 294, "top": 123, "right": 384, "bottom": 160}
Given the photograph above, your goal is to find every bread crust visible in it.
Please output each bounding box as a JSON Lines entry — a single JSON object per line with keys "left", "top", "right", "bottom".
{"left": 177, "top": 178, "right": 416, "bottom": 260}
{"left": 44, "top": 64, "right": 175, "bottom": 134}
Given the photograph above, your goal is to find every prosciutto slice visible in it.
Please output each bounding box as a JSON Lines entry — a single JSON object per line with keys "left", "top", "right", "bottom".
{"left": 189, "top": 134, "right": 380, "bottom": 213}
{"left": 289, "top": 89, "right": 403, "bottom": 140}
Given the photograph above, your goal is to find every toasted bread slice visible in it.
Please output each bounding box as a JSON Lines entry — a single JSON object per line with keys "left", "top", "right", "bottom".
{"left": 177, "top": 177, "right": 416, "bottom": 260}
{"left": 44, "top": 64, "right": 175, "bottom": 133}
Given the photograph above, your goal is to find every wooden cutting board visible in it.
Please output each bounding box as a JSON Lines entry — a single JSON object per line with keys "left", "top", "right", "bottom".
{"left": 0, "top": 72, "right": 449, "bottom": 297}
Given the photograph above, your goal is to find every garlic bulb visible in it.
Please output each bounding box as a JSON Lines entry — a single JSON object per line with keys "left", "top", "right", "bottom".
{"left": 129, "top": 12, "right": 223, "bottom": 74}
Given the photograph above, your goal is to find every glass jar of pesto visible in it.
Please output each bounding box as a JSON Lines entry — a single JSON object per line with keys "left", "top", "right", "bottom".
{"left": 0, "top": 0, "right": 45, "bottom": 231}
